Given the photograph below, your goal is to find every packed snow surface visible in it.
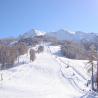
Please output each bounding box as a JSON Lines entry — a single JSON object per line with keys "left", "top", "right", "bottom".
{"left": 0, "top": 45, "right": 95, "bottom": 98}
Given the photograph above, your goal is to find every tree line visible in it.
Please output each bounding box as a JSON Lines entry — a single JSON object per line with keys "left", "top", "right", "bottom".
{"left": 60, "top": 40, "right": 98, "bottom": 60}
{"left": 0, "top": 42, "right": 28, "bottom": 69}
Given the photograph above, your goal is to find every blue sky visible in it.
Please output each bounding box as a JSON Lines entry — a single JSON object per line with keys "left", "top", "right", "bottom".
{"left": 0, "top": 0, "right": 98, "bottom": 38}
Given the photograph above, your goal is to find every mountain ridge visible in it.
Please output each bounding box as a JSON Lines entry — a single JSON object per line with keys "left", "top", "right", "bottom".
{"left": 19, "top": 28, "right": 98, "bottom": 41}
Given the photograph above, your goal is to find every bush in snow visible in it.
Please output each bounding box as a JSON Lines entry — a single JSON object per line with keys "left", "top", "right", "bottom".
{"left": 29, "top": 49, "right": 36, "bottom": 62}
{"left": 37, "top": 46, "right": 44, "bottom": 53}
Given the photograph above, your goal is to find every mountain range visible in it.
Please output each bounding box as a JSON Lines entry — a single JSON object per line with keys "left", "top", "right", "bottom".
{"left": 19, "top": 29, "right": 98, "bottom": 42}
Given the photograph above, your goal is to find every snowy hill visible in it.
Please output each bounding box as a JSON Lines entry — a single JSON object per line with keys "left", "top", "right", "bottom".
{"left": 0, "top": 44, "right": 97, "bottom": 98}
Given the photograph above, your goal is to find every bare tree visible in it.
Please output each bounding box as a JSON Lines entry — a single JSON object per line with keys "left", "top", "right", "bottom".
{"left": 61, "top": 41, "right": 87, "bottom": 59}
{"left": 0, "top": 45, "right": 17, "bottom": 69}
{"left": 15, "top": 42, "right": 28, "bottom": 63}
{"left": 6, "top": 47, "right": 17, "bottom": 67}
{"left": 88, "top": 45, "right": 97, "bottom": 91}
{"left": 15, "top": 42, "right": 28, "bottom": 55}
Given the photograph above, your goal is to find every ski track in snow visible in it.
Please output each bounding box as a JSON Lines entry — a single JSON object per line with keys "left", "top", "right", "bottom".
{"left": 0, "top": 44, "right": 96, "bottom": 98}
{"left": 47, "top": 45, "right": 98, "bottom": 98}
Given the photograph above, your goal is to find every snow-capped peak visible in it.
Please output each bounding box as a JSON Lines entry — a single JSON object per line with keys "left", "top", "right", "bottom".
{"left": 34, "top": 29, "right": 46, "bottom": 36}
{"left": 20, "top": 29, "right": 46, "bottom": 39}
{"left": 64, "top": 28, "right": 76, "bottom": 34}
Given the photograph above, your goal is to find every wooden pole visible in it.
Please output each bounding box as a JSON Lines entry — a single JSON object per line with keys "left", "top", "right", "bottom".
{"left": 91, "top": 61, "right": 94, "bottom": 90}
{"left": 96, "top": 60, "right": 98, "bottom": 91}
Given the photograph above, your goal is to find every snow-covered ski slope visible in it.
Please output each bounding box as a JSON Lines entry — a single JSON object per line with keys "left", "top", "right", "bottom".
{"left": 0, "top": 44, "right": 96, "bottom": 98}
